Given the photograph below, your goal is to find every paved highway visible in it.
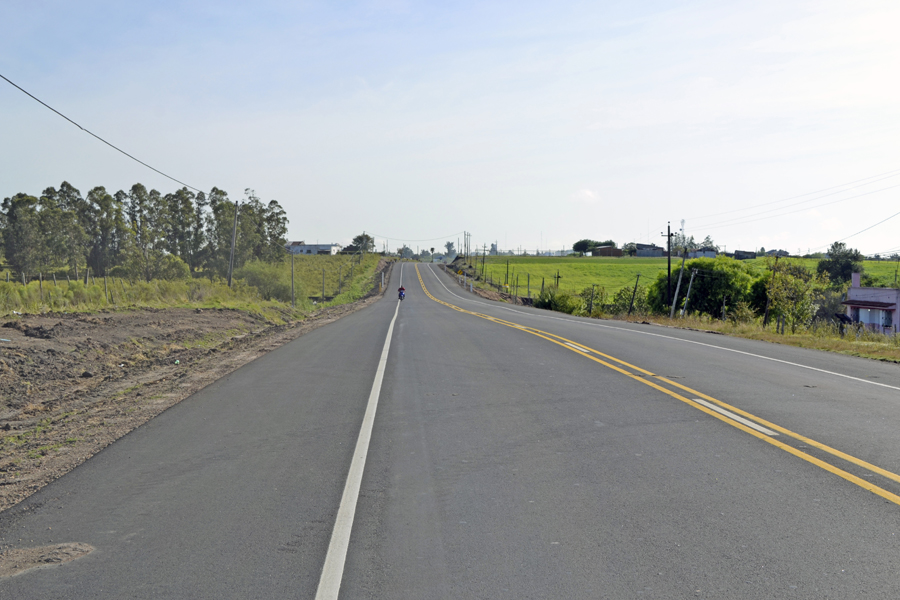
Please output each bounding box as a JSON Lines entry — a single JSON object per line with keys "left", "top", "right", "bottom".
{"left": 3, "top": 262, "right": 900, "bottom": 598}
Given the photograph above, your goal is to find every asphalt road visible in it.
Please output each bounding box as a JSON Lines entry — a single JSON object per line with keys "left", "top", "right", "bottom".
{"left": 4, "top": 262, "right": 900, "bottom": 599}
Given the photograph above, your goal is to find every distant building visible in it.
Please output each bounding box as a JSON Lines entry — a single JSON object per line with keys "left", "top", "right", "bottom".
{"left": 733, "top": 250, "right": 757, "bottom": 260}
{"left": 634, "top": 243, "right": 664, "bottom": 258}
{"left": 285, "top": 241, "right": 342, "bottom": 255}
{"left": 843, "top": 272, "right": 899, "bottom": 333}
{"left": 765, "top": 249, "right": 790, "bottom": 257}
{"left": 688, "top": 247, "right": 717, "bottom": 259}
{"left": 591, "top": 246, "right": 623, "bottom": 257}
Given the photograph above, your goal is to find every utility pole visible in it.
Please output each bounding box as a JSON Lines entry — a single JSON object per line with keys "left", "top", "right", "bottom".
{"left": 589, "top": 284, "right": 595, "bottom": 315}
{"left": 762, "top": 255, "right": 780, "bottom": 327}
{"left": 680, "top": 269, "right": 697, "bottom": 317}
{"left": 628, "top": 274, "right": 641, "bottom": 316}
{"left": 662, "top": 222, "right": 674, "bottom": 307}
{"left": 669, "top": 252, "right": 687, "bottom": 319}
{"left": 227, "top": 200, "right": 240, "bottom": 287}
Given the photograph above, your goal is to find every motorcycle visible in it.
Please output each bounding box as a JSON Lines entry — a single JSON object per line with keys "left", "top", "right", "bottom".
{"left": 398, "top": 290, "right": 405, "bottom": 301}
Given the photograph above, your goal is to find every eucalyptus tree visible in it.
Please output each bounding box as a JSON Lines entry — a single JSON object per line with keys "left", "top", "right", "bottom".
{"left": 1, "top": 193, "right": 42, "bottom": 277}
{"left": 84, "top": 186, "right": 127, "bottom": 276}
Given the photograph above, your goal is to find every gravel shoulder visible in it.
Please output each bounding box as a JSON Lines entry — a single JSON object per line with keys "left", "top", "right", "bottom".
{"left": 0, "top": 261, "right": 392, "bottom": 513}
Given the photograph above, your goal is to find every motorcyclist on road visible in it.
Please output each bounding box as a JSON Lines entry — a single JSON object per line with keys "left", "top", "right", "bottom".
{"left": 398, "top": 285, "right": 406, "bottom": 300}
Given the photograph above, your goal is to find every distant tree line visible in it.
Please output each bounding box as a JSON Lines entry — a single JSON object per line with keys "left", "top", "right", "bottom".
{"left": 0, "top": 182, "right": 288, "bottom": 282}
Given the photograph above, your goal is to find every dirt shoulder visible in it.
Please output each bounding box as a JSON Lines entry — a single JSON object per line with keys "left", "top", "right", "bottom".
{"left": 0, "top": 261, "right": 393, "bottom": 513}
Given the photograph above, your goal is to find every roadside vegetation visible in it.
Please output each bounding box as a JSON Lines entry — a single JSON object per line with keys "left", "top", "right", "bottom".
{"left": 454, "top": 242, "right": 900, "bottom": 362}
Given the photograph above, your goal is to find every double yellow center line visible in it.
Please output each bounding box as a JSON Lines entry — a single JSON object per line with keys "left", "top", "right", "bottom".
{"left": 415, "top": 264, "right": 900, "bottom": 506}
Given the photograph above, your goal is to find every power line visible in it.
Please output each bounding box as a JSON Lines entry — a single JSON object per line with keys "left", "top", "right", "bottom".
{"left": 811, "top": 208, "right": 900, "bottom": 253}
{"left": 699, "top": 184, "right": 900, "bottom": 232}
{"left": 686, "top": 168, "right": 900, "bottom": 223}
{"left": 366, "top": 230, "right": 465, "bottom": 243}
{"left": 1, "top": 72, "right": 203, "bottom": 193}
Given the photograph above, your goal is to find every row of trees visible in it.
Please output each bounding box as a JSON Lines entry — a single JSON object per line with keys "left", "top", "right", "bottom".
{"left": 1, "top": 182, "right": 288, "bottom": 282}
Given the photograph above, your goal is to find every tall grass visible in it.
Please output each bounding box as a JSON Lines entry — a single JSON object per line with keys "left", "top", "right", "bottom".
{"left": 0, "top": 253, "right": 385, "bottom": 319}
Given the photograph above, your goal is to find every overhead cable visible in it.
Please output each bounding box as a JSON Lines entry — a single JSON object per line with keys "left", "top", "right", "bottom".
{"left": 700, "top": 184, "right": 900, "bottom": 232}
{"left": 1, "top": 72, "right": 203, "bottom": 193}
{"left": 686, "top": 168, "right": 900, "bottom": 223}
{"left": 366, "top": 230, "right": 466, "bottom": 243}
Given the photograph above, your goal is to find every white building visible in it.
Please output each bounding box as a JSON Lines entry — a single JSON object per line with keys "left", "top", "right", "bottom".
{"left": 285, "top": 241, "right": 343, "bottom": 255}
{"left": 843, "top": 272, "right": 900, "bottom": 333}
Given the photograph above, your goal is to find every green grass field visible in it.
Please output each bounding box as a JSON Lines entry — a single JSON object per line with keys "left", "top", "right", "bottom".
{"left": 471, "top": 255, "right": 900, "bottom": 295}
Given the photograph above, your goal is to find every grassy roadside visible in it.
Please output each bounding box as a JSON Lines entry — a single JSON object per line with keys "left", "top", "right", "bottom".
{"left": 627, "top": 313, "right": 900, "bottom": 363}
{"left": 0, "top": 254, "right": 386, "bottom": 321}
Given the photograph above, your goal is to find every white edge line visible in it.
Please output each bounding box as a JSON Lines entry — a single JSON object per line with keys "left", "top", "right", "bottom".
{"left": 315, "top": 298, "right": 401, "bottom": 600}
{"left": 692, "top": 398, "right": 779, "bottom": 436}
{"left": 422, "top": 265, "right": 900, "bottom": 393}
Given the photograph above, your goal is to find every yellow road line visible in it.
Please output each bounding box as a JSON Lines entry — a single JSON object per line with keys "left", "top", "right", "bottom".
{"left": 414, "top": 264, "right": 900, "bottom": 506}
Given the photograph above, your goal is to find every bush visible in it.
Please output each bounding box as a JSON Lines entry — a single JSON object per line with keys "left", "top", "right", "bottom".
{"left": 533, "top": 286, "right": 577, "bottom": 314}
{"left": 234, "top": 260, "right": 296, "bottom": 302}
{"left": 607, "top": 284, "right": 650, "bottom": 315}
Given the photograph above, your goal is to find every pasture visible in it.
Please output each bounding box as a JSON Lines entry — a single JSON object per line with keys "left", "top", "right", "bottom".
{"left": 472, "top": 255, "right": 900, "bottom": 295}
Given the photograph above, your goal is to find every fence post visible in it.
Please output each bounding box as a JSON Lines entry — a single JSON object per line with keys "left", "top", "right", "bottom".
{"left": 291, "top": 252, "right": 295, "bottom": 308}
{"left": 104, "top": 275, "right": 109, "bottom": 304}
{"left": 322, "top": 268, "right": 325, "bottom": 300}
{"left": 589, "top": 284, "right": 595, "bottom": 315}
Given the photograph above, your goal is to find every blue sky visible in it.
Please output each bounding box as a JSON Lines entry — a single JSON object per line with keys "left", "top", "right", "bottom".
{"left": 2, "top": 0, "right": 899, "bottom": 255}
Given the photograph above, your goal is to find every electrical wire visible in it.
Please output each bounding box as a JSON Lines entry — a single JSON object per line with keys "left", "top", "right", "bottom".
{"left": 365, "top": 230, "right": 466, "bottom": 243}
{"left": 700, "top": 184, "right": 900, "bottom": 232}
{"left": 1, "top": 72, "right": 203, "bottom": 193}
{"left": 686, "top": 168, "right": 900, "bottom": 223}
{"left": 823, "top": 208, "right": 900, "bottom": 249}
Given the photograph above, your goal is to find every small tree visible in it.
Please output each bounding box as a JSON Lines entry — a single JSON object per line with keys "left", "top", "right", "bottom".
{"left": 351, "top": 233, "right": 375, "bottom": 253}
{"left": 572, "top": 239, "right": 597, "bottom": 254}
{"left": 770, "top": 260, "right": 828, "bottom": 332}
{"left": 817, "top": 242, "right": 863, "bottom": 286}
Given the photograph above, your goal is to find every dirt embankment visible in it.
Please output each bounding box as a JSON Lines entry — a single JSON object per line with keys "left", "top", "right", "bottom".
{"left": 0, "top": 260, "right": 393, "bottom": 513}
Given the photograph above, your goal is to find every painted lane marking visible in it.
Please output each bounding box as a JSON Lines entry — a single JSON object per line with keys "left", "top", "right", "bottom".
{"left": 564, "top": 342, "right": 591, "bottom": 353}
{"left": 423, "top": 264, "right": 900, "bottom": 392}
{"left": 315, "top": 298, "right": 401, "bottom": 600}
{"left": 424, "top": 265, "right": 900, "bottom": 487}
{"left": 691, "top": 398, "right": 778, "bottom": 436}
{"left": 415, "top": 264, "right": 900, "bottom": 507}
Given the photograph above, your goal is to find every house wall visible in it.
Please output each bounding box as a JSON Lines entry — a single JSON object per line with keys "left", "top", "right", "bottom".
{"left": 845, "top": 275, "right": 900, "bottom": 332}
{"left": 286, "top": 244, "right": 341, "bottom": 255}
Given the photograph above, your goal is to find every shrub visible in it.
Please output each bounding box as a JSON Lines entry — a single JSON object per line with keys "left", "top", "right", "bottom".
{"left": 533, "top": 286, "right": 577, "bottom": 314}
{"left": 234, "top": 260, "right": 296, "bottom": 302}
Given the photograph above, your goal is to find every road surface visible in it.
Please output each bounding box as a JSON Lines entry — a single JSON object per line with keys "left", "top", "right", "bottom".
{"left": 3, "top": 262, "right": 900, "bottom": 599}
